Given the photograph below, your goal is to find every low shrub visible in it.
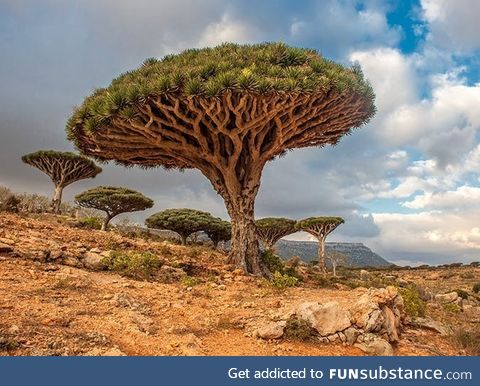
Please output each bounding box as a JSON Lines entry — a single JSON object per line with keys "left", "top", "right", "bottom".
{"left": 261, "top": 249, "right": 284, "bottom": 274}
{"left": 75, "top": 217, "right": 102, "bottom": 230}
{"left": 181, "top": 275, "right": 201, "bottom": 287}
{"left": 399, "top": 285, "right": 426, "bottom": 318}
{"left": 443, "top": 303, "right": 461, "bottom": 313}
{"left": 473, "top": 283, "right": 480, "bottom": 294}
{"left": 454, "top": 329, "right": 480, "bottom": 355}
{"left": 270, "top": 271, "right": 298, "bottom": 289}
{"left": 102, "top": 251, "right": 162, "bottom": 280}
{"left": 0, "top": 186, "right": 20, "bottom": 212}
{"left": 284, "top": 317, "right": 312, "bottom": 341}
{"left": 312, "top": 274, "right": 336, "bottom": 288}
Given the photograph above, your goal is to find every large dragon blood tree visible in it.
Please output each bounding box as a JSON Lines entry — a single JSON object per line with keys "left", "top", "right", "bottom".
{"left": 66, "top": 42, "right": 375, "bottom": 275}
{"left": 22, "top": 150, "right": 102, "bottom": 213}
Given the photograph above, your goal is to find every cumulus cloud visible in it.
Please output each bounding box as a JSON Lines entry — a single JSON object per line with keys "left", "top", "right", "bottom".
{"left": 421, "top": 0, "right": 480, "bottom": 53}
{"left": 403, "top": 185, "right": 480, "bottom": 211}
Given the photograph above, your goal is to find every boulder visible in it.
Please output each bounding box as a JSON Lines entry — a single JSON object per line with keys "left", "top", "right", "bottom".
{"left": 355, "top": 335, "right": 394, "bottom": 356}
{"left": 295, "top": 301, "right": 352, "bottom": 336}
{"left": 256, "top": 321, "right": 286, "bottom": 340}
{"left": 435, "top": 292, "right": 458, "bottom": 303}
{"left": 82, "top": 252, "right": 106, "bottom": 270}
{"left": 349, "top": 286, "right": 404, "bottom": 342}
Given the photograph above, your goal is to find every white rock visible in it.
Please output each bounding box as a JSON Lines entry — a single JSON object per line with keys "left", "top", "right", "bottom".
{"left": 295, "top": 301, "right": 352, "bottom": 336}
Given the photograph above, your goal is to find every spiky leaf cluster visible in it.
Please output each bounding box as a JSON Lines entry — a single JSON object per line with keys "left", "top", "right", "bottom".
{"left": 66, "top": 42, "right": 375, "bottom": 138}
{"left": 145, "top": 208, "right": 218, "bottom": 241}
{"left": 75, "top": 186, "right": 153, "bottom": 216}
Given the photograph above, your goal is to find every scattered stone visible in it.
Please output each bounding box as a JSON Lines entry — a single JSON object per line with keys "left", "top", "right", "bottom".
{"left": 343, "top": 327, "right": 361, "bottom": 345}
{"left": 435, "top": 292, "right": 459, "bottom": 303}
{"left": 355, "top": 335, "right": 394, "bottom": 356}
{"left": 0, "top": 237, "right": 15, "bottom": 245}
{"left": 295, "top": 301, "right": 352, "bottom": 336}
{"left": 256, "top": 321, "right": 286, "bottom": 340}
{"left": 113, "top": 292, "right": 148, "bottom": 313}
{"left": 217, "top": 284, "right": 227, "bottom": 291}
{"left": 82, "top": 252, "right": 106, "bottom": 270}
{"left": 413, "top": 317, "right": 453, "bottom": 336}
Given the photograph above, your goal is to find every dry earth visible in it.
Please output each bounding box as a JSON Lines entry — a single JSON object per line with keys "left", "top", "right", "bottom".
{"left": 0, "top": 213, "right": 478, "bottom": 356}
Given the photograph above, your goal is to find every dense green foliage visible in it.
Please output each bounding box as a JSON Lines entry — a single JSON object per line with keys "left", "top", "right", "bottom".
{"left": 399, "top": 286, "right": 426, "bottom": 318}
{"left": 145, "top": 208, "right": 217, "bottom": 245}
{"left": 256, "top": 217, "right": 296, "bottom": 230}
{"left": 102, "top": 250, "right": 162, "bottom": 280}
{"left": 295, "top": 216, "right": 345, "bottom": 231}
{"left": 260, "top": 249, "right": 285, "bottom": 274}
{"left": 75, "top": 186, "right": 153, "bottom": 230}
{"left": 270, "top": 271, "right": 298, "bottom": 289}
{"left": 75, "top": 186, "right": 153, "bottom": 216}
{"left": 204, "top": 218, "right": 231, "bottom": 247}
{"left": 66, "top": 42, "right": 375, "bottom": 137}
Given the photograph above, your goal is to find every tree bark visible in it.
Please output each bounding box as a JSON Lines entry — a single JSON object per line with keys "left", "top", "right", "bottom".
{"left": 317, "top": 235, "right": 327, "bottom": 273}
{"left": 51, "top": 185, "right": 63, "bottom": 214}
{"left": 101, "top": 214, "right": 112, "bottom": 231}
{"left": 228, "top": 205, "right": 263, "bottom": 275}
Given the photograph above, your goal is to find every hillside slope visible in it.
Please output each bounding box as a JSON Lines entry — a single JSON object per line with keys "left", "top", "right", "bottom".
{"left": 276, "top": 240, "right": 391, "bottom": 267}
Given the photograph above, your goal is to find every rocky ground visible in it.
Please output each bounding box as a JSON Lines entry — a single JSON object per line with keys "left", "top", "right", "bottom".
{"left": 1, "top": 213, "right": 479, "bottom": 356}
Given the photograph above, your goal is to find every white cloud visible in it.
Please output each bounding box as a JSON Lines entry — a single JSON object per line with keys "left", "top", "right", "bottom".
{"left": 199, "top": 14, "right": 254, "bottom": 47}
{"left": 403, "top": 185, "right": 480, "bottom": 211}
{"left": 421, "top": 0, "right": 480, "bottom": 53}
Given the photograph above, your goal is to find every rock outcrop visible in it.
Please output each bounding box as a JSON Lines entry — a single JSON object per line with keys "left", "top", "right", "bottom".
{"left": 256, "top": 286, "right": 405, "bottom": 356}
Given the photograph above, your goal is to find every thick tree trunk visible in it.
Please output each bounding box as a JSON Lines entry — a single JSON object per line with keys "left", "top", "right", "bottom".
{"left": 228, "top": 206, "right": 263, "bottom": 275}
{"left": 51, "top": 185, "right": 63, "bottom": 214}
{"left": 318, "top": 235, "right": 327, "bottom": 273}
{"left": 101, "top": 214, "right": 112, "bottom": 231}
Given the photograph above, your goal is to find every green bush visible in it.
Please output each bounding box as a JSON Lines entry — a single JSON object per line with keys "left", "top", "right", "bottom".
{"left": 181, "top": 275, "right": 201, "bottom": 287}
{"left": 284, "top": 317, "right": 312, "bottom": 341}
{"left": 76, "top": 217, "right": 102, "bottom": 230}
{"left": 261, "top": 249, "right": 284, "bottom": 274}
{"left": 473, "top": 283, "right": 480, "bottom": 294}
{"left": 102, "top": 250, "right": 162, "bottom": 280}
{"left": 270, "top": 271, "right": 298, "bottom": 289}
{"left": 399, "top": 286, "right": 426, "bottom": 318}
{"left": 0, "top": 186, "right": 20, "bottom": 213}
{"left": 443, "top": 303, "right": 461, "bottom": 313}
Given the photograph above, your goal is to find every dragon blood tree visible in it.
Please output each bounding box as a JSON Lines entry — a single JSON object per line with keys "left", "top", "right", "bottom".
{"left": 145, "top": 208, "right": 215, "bottom": 245}
{"left": 66, "top": 42, "right": 375, "bottom": 275}
{"left": 205, "top": 218, "right": 231, "bottom": 248}
{"left": 295, "top": 216, "right": 344, "bottom": 273}
{"left": 256, "top": 217, "right": 296, "bottom": 251}
{"left": 22, "top": 150, "right": 102, "bottom": 213}
{"left": 75, "top": 186, "right": 153, "bottom": 231}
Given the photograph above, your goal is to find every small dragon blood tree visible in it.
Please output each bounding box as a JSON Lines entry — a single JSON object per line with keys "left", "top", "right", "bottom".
{"left": 75, "top": 186, "right": 154, "bottom": 231}
{"left": 295, "top": 216, "right": 344, "bottom": 273}
{"left": 66, "top": 42, "right": 375, "bottom": 275}
{"left": 256, "top": 217, "right": 296, "bottom": 251}
{"left": 22, "top": 150, "right": 102, "bottom": 213}
{"left": 205, "top": 218, "right": 231, "bottom": 248}
{"left": 145, "top": 208, "right": 215, "bottom": 245}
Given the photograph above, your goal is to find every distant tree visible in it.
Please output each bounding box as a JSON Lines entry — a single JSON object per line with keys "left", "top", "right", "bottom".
{"left": 66, "top": 42, "right": 375, "bottom": 275}
{"left": 75, "top": 186, "right": 153, "bottom": 231}
{"left": 22, "top": 150, "right": 102, "bottom": 213}
{"left": 205, "top": 219, "right": 231, "bottom": 248}
{"left": 256, "top": 217, "right": 296, "bottom": 251}
{"left": 326, "top": 250, "right": 347, "bottom": 277}
{"left": 145, "top": 208, "right": 215, "bottom": 245}
{"left": 0, "top": 186, "right": 20, "bottom": 213}
{"left": 295, "top": 217, "right": 344, "bottom": 273}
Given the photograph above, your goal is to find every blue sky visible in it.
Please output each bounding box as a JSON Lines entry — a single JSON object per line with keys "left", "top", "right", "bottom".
{"left": 1, "top": 0, "right": 480, "bottom": 265}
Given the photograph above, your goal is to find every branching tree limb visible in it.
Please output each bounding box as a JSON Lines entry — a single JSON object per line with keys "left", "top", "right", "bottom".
{"left": 66, "top": 43, "right": 375, "bottom": 275}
